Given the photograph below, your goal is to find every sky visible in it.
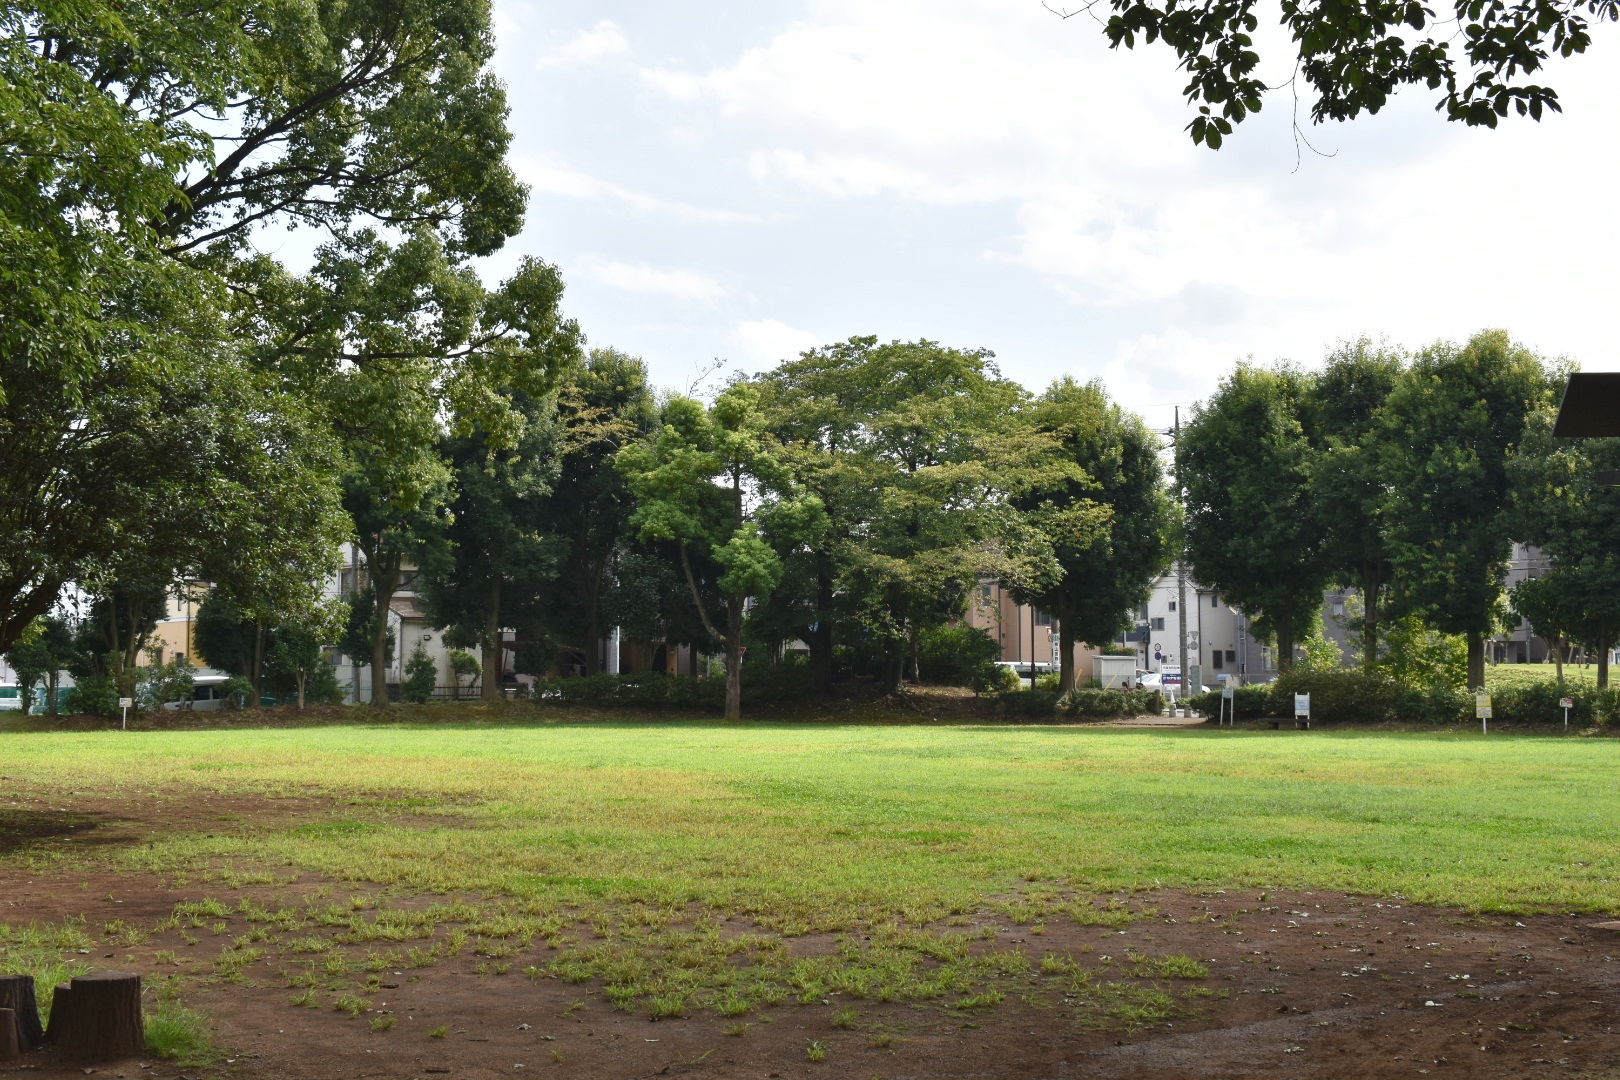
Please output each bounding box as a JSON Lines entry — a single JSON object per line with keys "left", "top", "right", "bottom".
{"left": 480, "top": 0, "right": 1620, "bottom": 427}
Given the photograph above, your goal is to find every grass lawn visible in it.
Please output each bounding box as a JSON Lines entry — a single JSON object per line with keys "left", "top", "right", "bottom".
{"left": 4, "top": 715, "right": 1619, "bottom": 919}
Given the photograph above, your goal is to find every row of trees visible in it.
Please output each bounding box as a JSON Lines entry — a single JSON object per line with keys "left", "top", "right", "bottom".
{"left": 1180, "top": 329, "right": 1611, "bottom": 691}
{"left": 357, "top": 339, "right": 1174, "bottom": 720}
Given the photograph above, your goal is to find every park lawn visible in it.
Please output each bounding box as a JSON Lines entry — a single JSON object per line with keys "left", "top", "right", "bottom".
{"left": 3, "top": 717, "right": 1619, "bottom": 922}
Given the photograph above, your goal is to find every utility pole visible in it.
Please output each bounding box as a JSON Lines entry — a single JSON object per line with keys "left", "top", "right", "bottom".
{"left": 1175, "top": 406, "right": 1190, "bottom": 701}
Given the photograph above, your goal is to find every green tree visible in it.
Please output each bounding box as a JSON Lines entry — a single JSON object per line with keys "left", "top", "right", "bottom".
{"left": 263, "top": 599, "right": 349, "bottom": 709}
{"left": 1022, "top": 377, "right": 1172, "bottom": 692}
{"left": 529, "top": 350, "right": 662, "bottom": 674}
{"left": 1074, "top": 0, "right": 1612, "bottom": 147}
{"left": 1507, "top": 404, "right": 1620, "bottom": 687}
{"left": 1180, "top": 364, "right": 1326, "bottom": 673}
{"left": 1379, "top": 330, "right": 1551, "bottom": 689}
{"left": 4, "top": 0, "right": 518, "bottom": 655}
{"left": 755, "top": 338, "right": 1079, "bottom": 691}
{"left": 619, "top": 385, "right": 826, "bottom": 719}
{"left": 1302, "top": 340, "right": 1404, "bottom": 668}
{"left": 420, "top": 391, "right": 565, "bottom": 699}
{"left": 3, "top": 617, "right": 76, "bottom": 716}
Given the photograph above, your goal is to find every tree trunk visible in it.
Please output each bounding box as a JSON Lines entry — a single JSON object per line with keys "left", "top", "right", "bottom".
{"left": 1555, "top": 635, "right": 1566, "bottom": 684}
{"left": 1057, "top": 615, "right": 1076, "bottom": 693}
{"left": 909, "top": 631, "right": 921, "bottom": 685}
{"left": 370, "top": 556, "right": 400, "bottom": 707}
{"left": 0, "top": 975, "right": 43, "bottom": 1051}
{"left": 251, "top": 619, "right": 266, "bottom": 705}
{"left": 483, "top": 575, "right": 502, "bottom": 700}
{"left": 1466, "top": 631, "right": 1486, "bottom": 691}
{"left": 1599, "top": 626, "right": 1611, "bottom": 690}
{"left": 809, "top": 568, "right": 834, "bottom": 693}
{"left": 1274, "top": 614, "right": 1295, "bottom": 674}
{"left": 45, "top": 669, "right": 59, "bottom": 717}
{"left": 1360, "top": 567, "right": 1382, "bottom": 669}
{"left": 44, "top": 971, "right": 143, "bottom": 1062}
{"left": 296, "top": 670, "right": 306, "bottom": 710}
{"left": 584, "top": 567, "right": 602, "bottom": 675}
{"left": 724, "top": 597, "right": 744, "bottom": 721}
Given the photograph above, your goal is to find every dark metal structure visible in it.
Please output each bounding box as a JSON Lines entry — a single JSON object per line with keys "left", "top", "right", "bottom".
{"left": 1553, "top": 372, "right": 1620, "bottom": 438}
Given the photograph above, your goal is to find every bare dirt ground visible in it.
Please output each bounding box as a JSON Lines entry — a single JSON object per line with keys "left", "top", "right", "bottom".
{"left": 5, "top": 861, "right": 1620, "bottom": 1080}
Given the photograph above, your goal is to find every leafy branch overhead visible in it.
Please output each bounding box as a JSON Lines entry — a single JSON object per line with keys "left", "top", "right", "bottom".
{"left": 1056, "top": 0, "right": 1616, "bottom": 146}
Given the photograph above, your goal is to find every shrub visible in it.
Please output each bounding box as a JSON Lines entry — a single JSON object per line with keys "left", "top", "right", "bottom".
{"left": 1266, "top": 668, "right": 1400, "bottom": 724}
{"left": 66, "top": 673, "right": 119, "bottom": 716}
{"left": 220, "top": 675, "right": 256, "bottom": 709}
{"left": 402, "top": 643, "right": 437, "bottom": 704}
{"left": 1390, "top": 682, "right": 1470, "bottom": 725}
{"left": 917, "top": 625, "right": 1003, "bottom": 692}
{"left": 1059, "top": 688, "right": 1163, "bottom": 717}
{"left": 447, "top": 649, "right": 481, "bottom": 699}
{"left": 1183, "top": 684, "right": 1271, "bottom": 720}
{"left": 994, "top": 687, "right": 1064, "bottom": 716}
{"left": 536, "top": 665, "right": 822, "bottom": 712}
{"left": 137, "top": 656, "right": 198, "bottom": 712}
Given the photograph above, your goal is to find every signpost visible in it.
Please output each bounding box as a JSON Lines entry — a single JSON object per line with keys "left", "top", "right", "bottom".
{"left": 117, "top": 697, "right": 133, "bottom": 730}
{"left": 1561, "top": 696, "right": 1574, "bottom": 730}
{"left": 1476, "top": 692, "right": 1493, "bottom": 734}
{"left": 1294, "top": 692, "right": 1310, "bottom": 729}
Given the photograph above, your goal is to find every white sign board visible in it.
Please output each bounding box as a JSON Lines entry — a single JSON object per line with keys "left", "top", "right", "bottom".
{"left": 118, "top": 697, "right": 133, "bottom": 709}
{"left": 1475, "top": 693, "right": 1492, "bottom": 719}
{"left": 1222, "top": 685, "right": 1234, "bottom": 699}
{"left": 1560, "top": 697, "right": 1575, "bottom": 710}
{"left": 1294, "top": 693, "right": 1310, "bottom": 719}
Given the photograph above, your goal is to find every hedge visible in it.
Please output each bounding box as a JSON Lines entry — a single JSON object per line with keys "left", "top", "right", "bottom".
{"left": 535, "top": 666, "right": 820, "bottom": 711}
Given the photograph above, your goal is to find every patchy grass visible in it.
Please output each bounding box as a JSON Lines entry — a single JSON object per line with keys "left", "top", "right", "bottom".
{"left": 143, "top": 975, "right": 216, "bottom": 1065}
{"left": 6, "top": 717, "right": 1620, "bottom": 1033}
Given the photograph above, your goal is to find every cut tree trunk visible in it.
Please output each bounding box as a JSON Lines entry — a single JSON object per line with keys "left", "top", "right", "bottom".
{"left": 45, "top": 972, "right": 144, "bottom": 1062}
{"left": 1466, "top": 631, "right": 1486, "bottom": 691}
{"left": 1, "top": 1007, "right": 19, "bottom": 1061}
{"left": 0, "top": 974, "right": 44, "bottom": 1050}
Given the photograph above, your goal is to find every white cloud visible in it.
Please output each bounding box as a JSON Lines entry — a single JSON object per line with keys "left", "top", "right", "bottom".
{"left": 583, "top": 259, "right": 731, "bottom": 305}
{"left": 538, "top": 20, "right": 629, "bottom": 68}
{"left": 730, "top": 319, "right": 822, "bottom": 365}
{"left": 514, "top": 159, "right": 755, "bottom": 223}
{"left": 498, "top": 0, "right": 1620, "bottom": 398}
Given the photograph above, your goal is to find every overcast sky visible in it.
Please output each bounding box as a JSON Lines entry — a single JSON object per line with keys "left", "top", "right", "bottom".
{"left": 480, "top": 0, "right": 1620, "bottom": 426}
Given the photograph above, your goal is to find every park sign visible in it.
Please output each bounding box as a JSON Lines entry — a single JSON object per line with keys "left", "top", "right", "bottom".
{"left": 1477, "top": 692, "right": 1492, "bottom": 734}
{"left": 1294, "top": 693, "right": 1309, "bottom": 718}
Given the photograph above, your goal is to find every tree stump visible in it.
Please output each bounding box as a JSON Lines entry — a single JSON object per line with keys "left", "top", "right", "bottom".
{"left": 44, "top": 972, "right": 144, "bottom": 1062}
{"left": 0, "top": 1007, "right": 20, "bottom": 1061}
{"left": 0, "top": 975, "right": 43, "bottom": 1050}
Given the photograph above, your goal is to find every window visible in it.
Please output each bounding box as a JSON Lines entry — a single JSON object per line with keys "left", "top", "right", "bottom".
{"left": 1035, "top": 610, "right": 1052, "bottom": 627}
{"left": 1211, "top": 651, "right": 1223, "bottom": 669}
{"left": 1168, "top": 601, "right": 1177, "bottom": 612}
{"left": 1331, "top": 602, "right": 1345, "bottom": 617}
{"left": 1225, "top": 650, "right": 1236, "bottom": 663}
{"left": 1211, "top": 595, "right": 1220, "bottom": 608}
{"left": 1150, "top": 617, "right": 1165, "bottom": 631}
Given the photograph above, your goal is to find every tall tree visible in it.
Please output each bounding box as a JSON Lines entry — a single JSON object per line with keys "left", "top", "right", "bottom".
{"left": 619, "top": 385, "right": 826, "bottom": 719}
{"left": 1022, "top": 378, "right": 1171, "bottom": 693}
{"left": 1180, "top": 364, "right": 1325, "bottom": 673}
{"left": 755, "top": 338, "right": 1080, "bottom": 691}
{"left": 4, "top": 0, "right": 527, "bottom": 653}
{"left": 1507, "top": 401, "right": 1620, "bottom": 688}
{"left": 420, "top": 392, "right": 564, "bottom": 698}
{"left": 1379, "top": 329, "right": 1550, "bottom": 689}
{"left": 533, "top": 349, "right": 661, "bottom": 673}
{"left": 1303, "top": 341, "right": 1404, "bottom": 668}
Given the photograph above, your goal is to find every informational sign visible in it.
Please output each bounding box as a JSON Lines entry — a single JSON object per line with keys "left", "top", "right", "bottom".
{"left": 1294, "top": 693, "right": 1310, "bottom": 718}
{"left": 1475, "top": 693, "right": 1493, "bottom": 719}
{"left": 1222, "top": 685, "right": 1234, "bottom": 700}
{"left": 1560, "top": 697, "right": 1575, "bottom": 710}
{"left": 118, "top": 697, "right": 133, "bottom": 709}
